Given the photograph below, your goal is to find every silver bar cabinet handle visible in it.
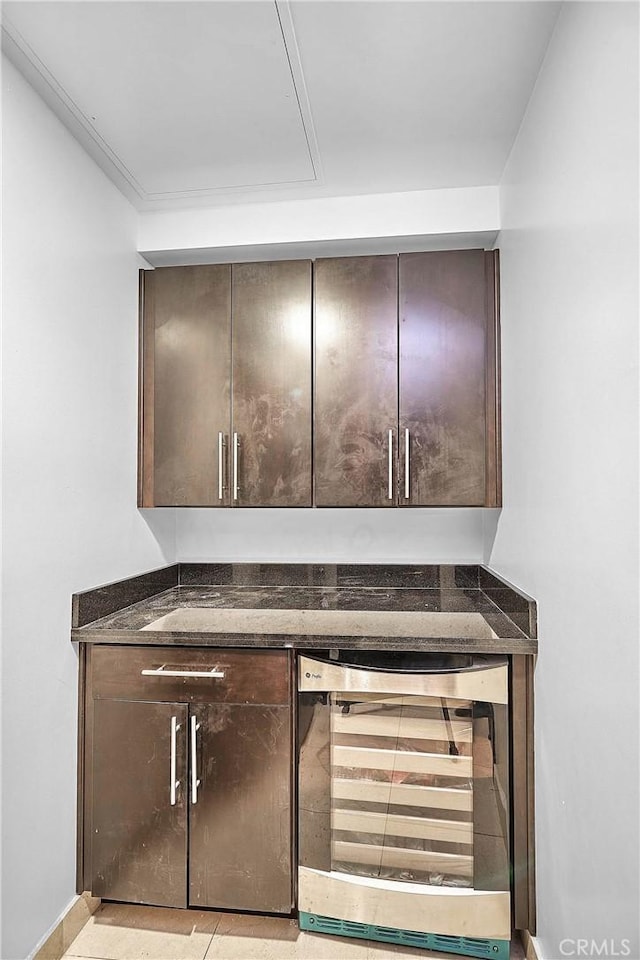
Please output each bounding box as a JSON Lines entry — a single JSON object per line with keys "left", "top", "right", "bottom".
{"left": 233, "top": 432, "right": 239, "bottom": 502}
{"left": 170, "top": 716, "right": 180, "bottom": 806}
{"left": 142, "top": 666, "right": 225, "bottom": 679}
{"left": 387, "top": 429, "right": 393, "bottom": 500}
{"left": 218, "top": 432, "right": 224, "bottom": 501}
{"left": 190, "top": 715, "right": 201, "bottom": 804}
{"left": 404, "top": 428, "right": 410, "bottom": 500}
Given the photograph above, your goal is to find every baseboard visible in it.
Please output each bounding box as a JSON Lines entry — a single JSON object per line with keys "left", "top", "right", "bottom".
{"left": 521, "top": 929, "right": 544, "bottom": 960}
{"left": 31, "top": 892, "right": 100, "bottom": 960}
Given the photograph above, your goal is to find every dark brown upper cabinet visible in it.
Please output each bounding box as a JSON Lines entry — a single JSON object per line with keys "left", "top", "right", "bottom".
{"left": 314, "top": 251, "right": 500, "bottom": 507}
{"left": 232, "top": 261, "right": 312, "bottom": 507}
{"left": 314, "top": 256, "right": 399, "bottom": 507}
{"left": 139, "top": 261, "right": 312, "bottom": 507}
{"left": 399, "top": 250, "right": 501, "bottom": 507}
{"left": 139, "top": 265, "right": 231, "bottom": 507}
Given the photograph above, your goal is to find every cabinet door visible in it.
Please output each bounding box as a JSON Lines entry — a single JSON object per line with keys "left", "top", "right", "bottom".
{"left": 189, "top": 703, "right": 293, "bottom": 912}
{"left": 315, "top": 256, "right": 398, "bottom": 506}
{"left": 231, "top": 261, "right": 312, "bottom": 506}
{"left": 90, "top": 700, "right": 188, "bottom": 907}
{"left": 140, "top": 265, "right": 231, "bottom": 506}
{"left": 399, "top": 251, "right": 499, "bottom": 506}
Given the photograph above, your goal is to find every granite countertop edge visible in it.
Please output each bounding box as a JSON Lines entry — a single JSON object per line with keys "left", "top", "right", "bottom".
{"left": 70, "top": 626, "right": 537, "bottom": 654}
{"left": 70, "top": 563, "right": 538, "bottom": 655}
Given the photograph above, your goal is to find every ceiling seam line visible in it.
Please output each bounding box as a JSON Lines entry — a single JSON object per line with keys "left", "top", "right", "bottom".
{"left": 274, "top": 0, "right": 322, "bottom": 183}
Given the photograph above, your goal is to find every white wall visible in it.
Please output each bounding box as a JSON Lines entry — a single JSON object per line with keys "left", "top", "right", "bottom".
{"left": 177, "top": 508, "right": 491, "bottom": 564}
{"left": 490, "top": 5, "right": 639, "bottom": 957}
{"left": 138, "top": 184, "right": 499, "bottom": 263}
{"left": 1, "top": 58, "right": 176, "bottom": 959}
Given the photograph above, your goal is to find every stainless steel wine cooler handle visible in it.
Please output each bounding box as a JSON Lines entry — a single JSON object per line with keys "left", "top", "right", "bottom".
{"left": 388, "top": 429, "right": 393, "bottom": 500}
{"left": 190, "top": 715, "right": 201, "bottom": 805}
{"left": 404, "top": 428, "right": 410, "bottom": 500}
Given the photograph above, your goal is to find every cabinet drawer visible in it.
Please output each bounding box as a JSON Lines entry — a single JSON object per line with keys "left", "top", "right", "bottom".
{"left": 90, "top": 645, "right": 291, "bottom": 705}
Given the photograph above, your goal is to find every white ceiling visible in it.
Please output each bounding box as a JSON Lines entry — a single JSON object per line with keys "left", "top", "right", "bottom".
{"left": 2, "top": 1, "right": 560, "bottom": 211}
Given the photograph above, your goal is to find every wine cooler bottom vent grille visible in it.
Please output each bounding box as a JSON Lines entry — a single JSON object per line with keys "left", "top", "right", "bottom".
{"left": 299, "top": 912, "right": 510, "bottom": 960}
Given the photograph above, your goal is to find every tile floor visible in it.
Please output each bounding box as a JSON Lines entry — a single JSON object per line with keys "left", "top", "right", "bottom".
{"left": 62, "top": 903, "right": 526, "bottom": 960}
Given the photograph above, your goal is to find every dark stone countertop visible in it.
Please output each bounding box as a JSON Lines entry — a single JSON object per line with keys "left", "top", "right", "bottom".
{"left": 70, "top": 564, "right": 537, "bottom": 655}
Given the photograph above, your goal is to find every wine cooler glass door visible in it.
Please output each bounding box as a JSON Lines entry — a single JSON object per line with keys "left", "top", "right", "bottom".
{"left": 329, "top": 692, "right": 475, "bottom": 888}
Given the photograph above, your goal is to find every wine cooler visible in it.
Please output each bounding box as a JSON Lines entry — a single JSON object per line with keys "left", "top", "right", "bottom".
{"left": 298, "top": 651, "right": 511, "bottom": 960}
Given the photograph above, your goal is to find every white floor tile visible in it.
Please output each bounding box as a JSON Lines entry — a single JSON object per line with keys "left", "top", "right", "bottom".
{"left": 63, "top": 903, "right": 523, "bottom": 960}
{"left": 204, "top": 913, "right": 369, "bottom": 959}
{"left": 64, "top": 903, "right": 219, "bottom": 960}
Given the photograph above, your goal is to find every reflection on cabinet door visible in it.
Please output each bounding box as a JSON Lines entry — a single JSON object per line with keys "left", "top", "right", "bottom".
{"left": 140, "top": 265, "right": 231, "bottom": 507}
{"left": 189, "top": 703, "right": 293, "bottom": 912}
{"left": 232, "top": 261, "right": 312, "bottom": 506}
{"left": 315, "top": 256, "right": 398, "bottom": 506}
{"left": 399, "top": 250, "right": 500, "bottom": 506}
{"left": 91, "top": 700, "right": 188, "bottom": 907}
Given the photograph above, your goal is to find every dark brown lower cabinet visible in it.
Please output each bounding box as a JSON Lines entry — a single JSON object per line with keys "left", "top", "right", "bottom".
{"left": 82, "top": 647, "right": 293, "bottom": 913}
{"left": 189, "top": 704, "right": 292, "bottom": 911}
{"left": 511, "top": 654, "right": 536, "bottom": 933}
{"left": 91, "top": 700, "right": 188, "bottom": 907}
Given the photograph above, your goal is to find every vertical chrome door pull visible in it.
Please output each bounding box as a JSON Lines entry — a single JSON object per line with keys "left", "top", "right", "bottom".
{"left": 387, "top": 429, "right": 394, "bottom": 500}
{"left": 218, "top": 432, "right": 225, "bottom": 501}
{"left": 404, "top": 428, "right": 410, "bottom": 500}
{"left": 190, "top": 715, "right": 201, "bottom": 805}
{"left": 170, "top": 716, "right": 181, "bottom": 806}
{"left": 233, "top": 432, "right": 239, "bottom": 502}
